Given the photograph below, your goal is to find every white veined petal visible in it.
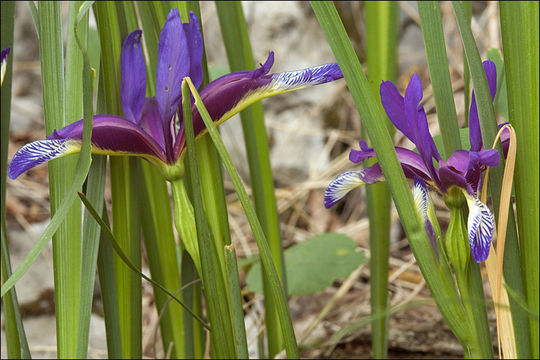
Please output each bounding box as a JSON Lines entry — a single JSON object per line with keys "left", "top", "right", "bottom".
{"left": 465, "top": 194, "right": 495, "bottom": 262}
{"left": 270, "top": 63, "right": 342, "bottom": 91}
{"left": 324, "top": 170, "right": 366, "bottom": 208}
{"left": 8, "top": 139, "right": 80, "bottom": 179}
{"left": 413, "top": 177, "right": 429, "bottom": 221}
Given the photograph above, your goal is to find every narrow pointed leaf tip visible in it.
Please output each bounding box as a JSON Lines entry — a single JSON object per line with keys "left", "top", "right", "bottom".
{"left": 464, "top": 194, "right": 494, "bottom": 262}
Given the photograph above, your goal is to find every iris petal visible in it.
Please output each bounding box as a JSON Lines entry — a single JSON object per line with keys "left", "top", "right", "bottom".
{"left": 8, "top": 115, "right": 168, "bottom": 179}
{"left": 1, "top": 46, "right": 10, "bottom": 85}
{"left": 174, "top": 56, "right": 343, "bottom": 160}
{"left": 324, "top": 165, "right": 384, "bottom": 208}
{"left": 439, "top": 166, "right": 474, "bottom": 195}
{"left": 380, "top": 80, "right": 414, "bottom": 141}
{"left": 121, "top": 30, "right": 147, "bottom": 124}
{"left": 140, "top": 98, "right": 165, "bottom": 149}
{"left": 8, "top": 139, "right": 80, "bottom": 179}
{"left": 464, "top": 194, "right": 494, "bottom": 262}
{"left": 413, "top": 177, "right": 437, "bottom": 251}
{"left": 157, "top": 8, "right": 190, "bottom": 158}
{"left": 469, "top": 60, "right": 497, "bottom": 152}
{"left": 182, "top": 11, "right": 203, "bottom": 90}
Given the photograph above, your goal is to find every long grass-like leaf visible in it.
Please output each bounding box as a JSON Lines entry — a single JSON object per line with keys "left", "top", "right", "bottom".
{"left": 482, "top": 124, "right": 517, "bottom": 359}
{"left": 94, "top": 3, "right": 143, "bottom": 357}
{"left": 499, "top": 3, "right": 539, "bottom": 357}
{"left": 180, "top": 79, "right": 237, "bottom": 358}
{"left": 225, "top": 245, "right": 249, "bottom": 359}
{"left": 37, "top": 3, "right": 84, "bottom": 356}
{"left": 1, "top": 2, "right": 31, "bottom": 358}
{"left": 214, "top": 3, "right": 286, "bottom": 356}
{"left": 185, "top": 77, "right": 300, "bottom": 358}
{"left": 418, "top": 1, "right": 461, "bottom": 157}
{"left": 454, "top": 2, "right": 531, "bottom": 356}
{"left": 140, "top": 162, "right": 187, "bottom": 358}
{"left": 78, "top": 191, "right": 210, "bottom": 329}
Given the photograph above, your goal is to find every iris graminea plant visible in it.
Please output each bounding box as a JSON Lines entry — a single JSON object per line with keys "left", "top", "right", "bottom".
{"left": 325, "top": 61, "right": 502, "bottom": 265}
{"left": 324, "top": 60, "right": 506, "bottom": 357}
{"left": 8, "top": 9, "right": 343, "bottom": 182}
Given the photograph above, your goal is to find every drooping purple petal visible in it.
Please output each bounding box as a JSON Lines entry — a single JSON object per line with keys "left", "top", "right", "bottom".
{"left": 46, "top": 115, "right": 167, "bottom": 161}
{"left": 173, "top": 55, "right": 343, "bottom": 160}
{"left": 413, "top": 177, "right": 437, "bottom": 253}
{"left": 465, "top": 149, "right": 500, "bottom": 192}
{"left": 324, "top": 165, "right": 385, "bottom": 208}
{"left": 8, "top": 114, "right": 168, "bottom": 178}
{"left": 121, "top": 30, "right": 147, "bottom": 124}
{"left": 468, "top": 60, "right": 497, "bottom": 152}
{"left": 465, "top": 194, "right": 494, "bottom": 262}
{"left": 156, "top": 8, "right": 190, "bottom": 159}
{"left": 348, "top": 140, "right": 433, "bottom": 182}
{"left": 8, "top": 139, "right": 80, "bottom": 179}
{"left": 183, "top": 11, "right": 203, "bottom": 90}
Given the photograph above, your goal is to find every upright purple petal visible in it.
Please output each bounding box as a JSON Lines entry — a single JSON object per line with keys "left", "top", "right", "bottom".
{"left": 121, "top": 30, "right": 147, "bottom": 124}
{"left": 324, "top": 165, "right": 384, "bottom": 208}
{"left": 469, "top": 60, "right": 497, "bottom": 152}
{"left": 183, "top": 11, "right": 203, "bottom": 90}
{"left": 404, "top": 74, "right": 424, "bottom": 128}
{"left": 414, "top": 106, "right": 441, "bottom": 185}
{"left": 156, "top": 8, "right": 190, "bottom": 159}
{"left": 380, "top": 74, "right": 440, "bottom": 167}
{"left": 380, "top": 80, "right": 415, "bottom": 141}
{"left": 140, "top": 97, "right": 165, "bottom": 149}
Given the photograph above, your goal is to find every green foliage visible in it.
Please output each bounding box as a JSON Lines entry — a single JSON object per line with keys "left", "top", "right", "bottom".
{"left": 247, "top": 233, "right": 367, "bottom": 296}
{"left": 487, "top": 48, "right": 509, "bottom": 121}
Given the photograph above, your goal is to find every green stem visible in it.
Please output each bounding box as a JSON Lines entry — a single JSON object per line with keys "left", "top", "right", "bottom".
{"left": 171, "top": 177, "right": 201, "bottom": 275}
{"left": 214, "top": 3, "right": 286, "bottom": 356}
{"left": 365, "top": 2, "right": 398, "bottom": 357}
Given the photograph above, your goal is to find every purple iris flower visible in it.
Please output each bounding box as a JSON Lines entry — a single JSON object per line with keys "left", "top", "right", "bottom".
{"left": 8, "top": 9, "right": 342, "bottom": 181}
{"left": 325, "top": 61, "right": 501, "bottom": 263}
